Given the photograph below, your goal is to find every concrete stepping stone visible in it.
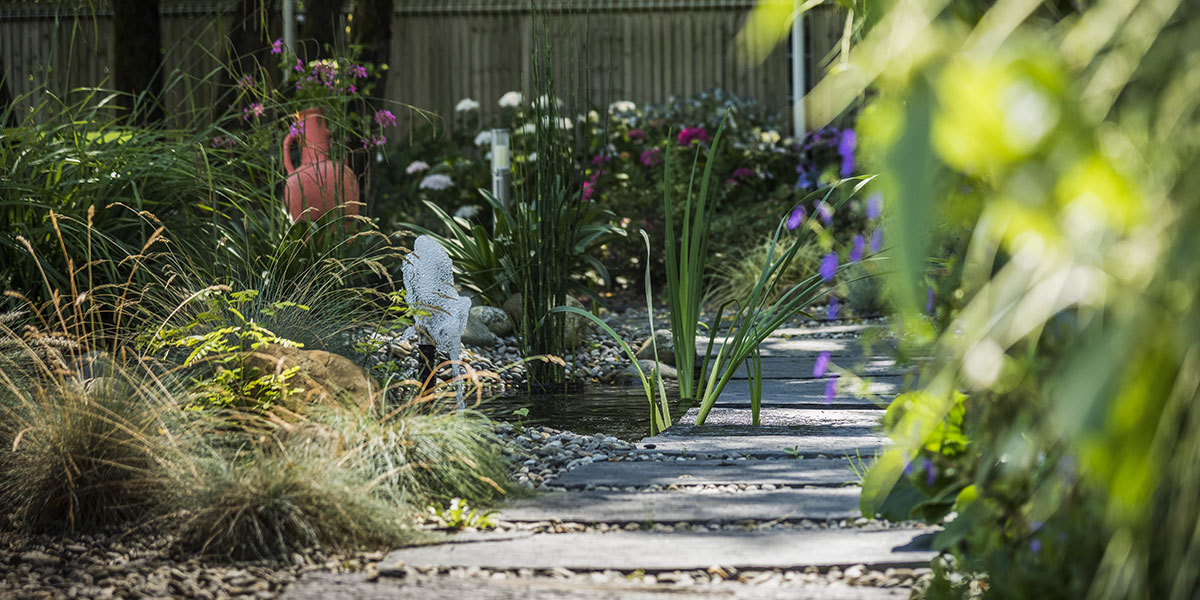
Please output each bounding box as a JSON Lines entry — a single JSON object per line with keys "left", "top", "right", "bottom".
{"left": 548, "top": 458, "right": 861, "bottom": 489}
{"left": 711, "top": 376, "right": 905, "bottom": 409}
{"left": 634, "top": 431, "right": 887, "bottom": 458}
{"left": 381, "top": 528, "right": 937, "bottom": 572}
{"left": 285, "top": 571, "right": 912, "bottom": 599}
{"left": 499, "top": 487, "right": 862, "bottom": 523}
{"left": 720, "top": 356, "right": 903, "bottom": 380}
{"left": 675, "top": 408, "right": 883, "bottom": 428}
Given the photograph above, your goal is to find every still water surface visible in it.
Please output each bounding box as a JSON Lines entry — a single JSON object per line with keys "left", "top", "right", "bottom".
{"left": 477, "top": 384, "right": 695, "bottom": 442}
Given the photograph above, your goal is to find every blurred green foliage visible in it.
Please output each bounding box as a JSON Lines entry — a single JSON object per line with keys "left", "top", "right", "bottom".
{"left": 796, "top": 0, "right": 1200, "bottom": 596}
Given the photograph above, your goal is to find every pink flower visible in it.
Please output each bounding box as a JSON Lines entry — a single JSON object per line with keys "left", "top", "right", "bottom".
{"left": 640, "top": 147, "right": 662, "bottom": 167}
{"left": 374, "top": 109, "right": 397, "bottom": 128}
{"left": 360, "top": 134, "right": 387, "bottom": 149}
{"left": 627, "top": 129, "right": 645, "bottom": 141}
{"left": 591, "top": 153, "right": 612, "bottom": 166}
{"left": 677, "top": 127, "right": 710, "bottom": 146}
{"left": 731, "top": 167, "right": 755, "bottom": 179}
{"left": 582, "top": 170, "right": 603, "bottom": 201}
{"left": 294, "top": 58, "right": 305, "bottom": 72}
{"left": 242, "top": 103, "right": 264, "bottom": 120}
{"left": 210, "top": 135, "right": 237, "bottom": 149}
{"left": 237, "top": 75, "right": 254, "bottom": 91}
{"left": 349, "top": 64, "right": 367, "bottom": 79}
{"left": 271, "top": 38, "right": 283, "bottom": 55}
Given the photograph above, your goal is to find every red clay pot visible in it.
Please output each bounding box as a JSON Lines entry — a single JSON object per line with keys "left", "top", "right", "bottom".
{"left": 282, "top": 108, "right": 360, "bottom": 223}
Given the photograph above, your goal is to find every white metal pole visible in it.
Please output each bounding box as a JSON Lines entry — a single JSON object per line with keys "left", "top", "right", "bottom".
{"left": 283, "top": 0, "right": 296, "bottom": 53}
{"left": 791, "top": 1, "right": 806, "bottom": 138}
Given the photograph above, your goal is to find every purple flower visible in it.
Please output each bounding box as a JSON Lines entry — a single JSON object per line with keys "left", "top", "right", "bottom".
{"left": 294, "top": 58, "right": 305, "bottom": 73}
{"left": 374, "top": 109, "right": 397, "bottom": 128}
{"left": 349, "top": 64, "right": 368, "bottom": 79}
{"left": 1030, "top": 539, "right": 1042, "bottom": 554}
{"left": 903, "top": 461, "right": 914, "bottom": 476}
{"left": 271, "top": 38, "right": 283, "bottom": 55}
{"left": 731, "top": 167, "right": 755, "bottom": 179}
{"left": 824, "top": 375, "right": 839, "bottom": 404}
{"left": 819, "top": 252, "right": 838, "bottom": 282}
{"left": 237, "top": 74, "right": 254, "bottom": 91}
{"left": 866, "top": 192, "right": 883, "bottom": 220}
{"left": 786, "top": 206, "right": 806, "bottom": 230}
{"left": 926, "top": 286, "right": 936, "bottom": 314}
{"left": 828, "top": 296, "right": 839, "bottom": 320}
{"left": 870, "top": 228, "right": 884, "bottom": 252}
{"left": 209, "top": 135, "right": 237, "bottom": 149}
{"left": 677, "top": 127, "right": 710, "bottom": 146}
{"left": 923, "top": 458, "right": 937, "bottom": 486}
{"left": 837, "top": 129, "right": 856, "bottom": 177}
{"left": 627, "top": 128, "right": 645, "bottom": 141}
{"left": 816, "top": 201, "right": 833, "bottom": 226}
{"left": 813, "top": 351, "right": 831, "bottom": 377}
{"left": 591, "top": 153, "right": 612, "bottom": 166}
{"left": 288, "top": 120, "right": 305, "bottom": 137}
{"left": 795, "top": 170, "right": 813, "bottom": 190}
{"left": 849, "top": 235, "right": 865, "bottom": 262}
{"left": 640, "top": 147, "right": 663, "bottom": 167}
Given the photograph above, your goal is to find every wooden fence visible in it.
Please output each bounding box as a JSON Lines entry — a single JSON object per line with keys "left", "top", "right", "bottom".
{"left": 0, "top": 1, "right": 845, "bottom": 129}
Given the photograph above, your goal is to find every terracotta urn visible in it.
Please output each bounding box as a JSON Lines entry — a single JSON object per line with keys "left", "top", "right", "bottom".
{"left": 282, "top": 108, "right": 360, "bottom": 223}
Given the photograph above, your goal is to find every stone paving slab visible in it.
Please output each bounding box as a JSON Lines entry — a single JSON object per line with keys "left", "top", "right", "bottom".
{"left": 722, "top": 356, "right": 903, "bottom": 380}
{"left": 548, "top": 458, "right": 861, "bottom": 489}
{"left": 711, "top": 376, "right": 906, "bottom": 409}
{"left": 499, "top": 487, "right": 862, "bottom": 523}
{"left": 698, "top": 327, "right": 889, "bottom": 356}
{"left": 284, "top": 572, "right": 911, "bottom": 600}
{"left": 679, "top": 407, "right": 884, "bottom": 427}
{"left": 381, "top": 528, "right": 937, "bottom": 572}
{"left": 634, "top": 432, "right": 887, "bottom": 458}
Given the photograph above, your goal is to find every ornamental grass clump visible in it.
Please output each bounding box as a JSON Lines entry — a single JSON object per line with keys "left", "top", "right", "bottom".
{"left": 161, "top": 426, "right": 412, "bottom": 560}
{"left": 0, "top": 322, "right": 186, "bottom": 532}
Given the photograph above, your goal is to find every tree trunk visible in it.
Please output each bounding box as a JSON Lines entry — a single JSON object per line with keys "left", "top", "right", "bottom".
{"left": 1, "top": 52, "right": 16, "bottom": 127}
{"left": 227, "top": 0, "right": 278, "bottom": 77}
{"left": 352, "top": 0, "right": 394, "bottom": 217}
{"left": 223, "top": 0, "right": 279, "bottom": 120}
{"left": 112, "top": 0, "right": 164, "bottom": 125}
{"left": 301, "top": 0, "right": 342, "bottom": 59}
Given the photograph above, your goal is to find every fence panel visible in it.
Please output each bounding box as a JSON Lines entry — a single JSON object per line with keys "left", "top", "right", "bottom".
{"left": 2, "top": 2, "right": 844, "bottom": 129}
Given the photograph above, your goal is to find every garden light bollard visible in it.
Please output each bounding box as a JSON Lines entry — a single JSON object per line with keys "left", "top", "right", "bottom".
{"left": 490, "top": 129, "right": 511, "bottom": 214}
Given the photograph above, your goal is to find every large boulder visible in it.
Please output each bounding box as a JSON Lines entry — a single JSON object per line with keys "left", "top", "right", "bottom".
{"left": 461, "top": 315, "right": 498, "bottom": 347}
{"left": 501, "top": 293, "right": 591, "bottom": 349}
{"left": 470, "top": 305, "right": 513, "bottom": 337}
{"left": 243, "top": 344, "right": 379, "bottom": 411}
{"left": 635, "top": 329, "right": 676, "bottom": 365}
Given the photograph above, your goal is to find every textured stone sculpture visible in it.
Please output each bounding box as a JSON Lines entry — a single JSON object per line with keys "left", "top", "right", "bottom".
{"left": 401, "top": 235, "right": 472, "bottom": 408}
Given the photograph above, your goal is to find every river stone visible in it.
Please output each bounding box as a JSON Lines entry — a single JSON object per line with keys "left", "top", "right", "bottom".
{"left": 243, "top": 343, "right": 378, "bottom": 411}
{"left": 614, "top": 359, "right": 677, "bottom": 381}
{"left": 635, "top": 329, "right": 676, "bottom": 365}
{"left": 470, "top": 305, "right": 513, "bottom": 336}
{"left": 462, "top": 315, "right": 498, "bottom": 347}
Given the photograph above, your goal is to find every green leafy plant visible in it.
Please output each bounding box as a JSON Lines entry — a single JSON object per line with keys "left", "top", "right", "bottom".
{"left": 690, "top": 179, "right": 874, "bottom": 425}
{"left": 427, "top": 498, "right": 497, "bottom": 531}
{"left": 146, "top": 288, "right": 310, "bottom": 411}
